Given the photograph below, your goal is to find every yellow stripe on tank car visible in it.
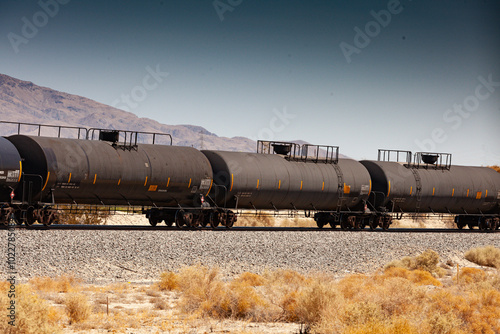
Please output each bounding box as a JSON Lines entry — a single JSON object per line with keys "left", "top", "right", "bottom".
{"left": 167, "top": 177, "right": 170, "bottom": 187}
{"left": 410, "top": 186, "right": 413, "bottom": 195}
{"left": 42, "top": 172, "right": 50, "bottom": 191}
{"left": 322, "top": 181, "right": 325, "bottom": 192}
{"left": 485, "top": 189, "right": 488, "bottom": 197}
{"left": 188, "top": 178, "right": 192, "bottom": 188}
{"left": 18, "top": 161, "right": 22, "bottom": 182}
{"left": 369, "top": 179, "right": 372, "bottom": 194}
{"left": 118, "top": 179, "right": 121, "bottom": 186}
{"left": 256, "top": 179, "right": 260, "bottom": 189}
{"left": 230, "top": 174, "right": 234, "bottom": 192}
{"left": 278, "top": 180, "right": 281, "bottom": 189}
{"left": 143, "top": 176, "right": 148, "bottom": 186}
{"left": 206, "top": 179, "right": 213, "bottom": 196}
{"left": 452, "top": 188, "right": 455, "bottom": 197}
{"left": 387, "top": 181, "right": 391, "bottom": 197}
{"left": 300, "top": 180, "right": 303, "bottom": 191}
{"left": 432, "top": 187, "right": 435, "bottom": 196}
{"left": 93, "top": 174, "right": 97, "bottom": 184}
{"left": 68, "top": 172, "right": 72, "bottom": 183}
{"left": 466, "top": 189, "right": 469, "bottom": 197}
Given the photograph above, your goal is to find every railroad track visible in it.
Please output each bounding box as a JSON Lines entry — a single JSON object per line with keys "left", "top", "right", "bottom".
{"left": 2, "top": 224, "right": 498, "bottom": 233}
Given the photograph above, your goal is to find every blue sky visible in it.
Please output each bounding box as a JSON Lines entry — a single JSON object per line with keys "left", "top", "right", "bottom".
{"left": 1, "top": 0, "right": 499, "bottom": 165}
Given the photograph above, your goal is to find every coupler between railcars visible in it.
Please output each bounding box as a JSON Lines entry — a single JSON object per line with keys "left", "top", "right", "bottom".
{"left": 144, "top": 207, "right": 237, "bottom": 229}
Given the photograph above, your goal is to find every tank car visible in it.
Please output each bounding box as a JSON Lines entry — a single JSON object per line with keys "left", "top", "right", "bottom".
{"left": 360, "top": 150, "right": 500, "bottom": 230}
{"left": 202, "top": 141, "right": 372, "bottom": 229}
{"left": 4, "top": 127, "right": 219, "bottom": 226}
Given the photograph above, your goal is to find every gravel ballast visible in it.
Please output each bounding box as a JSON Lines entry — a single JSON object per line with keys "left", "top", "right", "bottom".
{"left": 2, "top": 229, "right": 499, "bottom": 284}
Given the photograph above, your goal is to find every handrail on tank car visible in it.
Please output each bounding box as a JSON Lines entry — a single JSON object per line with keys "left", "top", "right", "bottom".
{"left": 257, "top": 140, "right": 339, "bottom": 164}
{"left": 301, "top": 144, "right": 339, "bottom": 164}
{"left": 413, "top": 152, "right": 452, "bottom": 170}
{"left": 87, "top": 128, "right": 173, "bottom": 146}
{"left": 0, "top": 121, "right": 88, "bottom": 139}
{"left": 378, "top": 149, "right": 412, "bottom": 164}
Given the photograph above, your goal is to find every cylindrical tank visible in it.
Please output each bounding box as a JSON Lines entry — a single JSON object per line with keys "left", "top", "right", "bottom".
{"left": 0, "top": 137, "right": 22, "bottom": 201}
{"left": 202, "top": 150, "right": 371, "bottom": 211}
{"left": 360, "top": 160, "right": 500, "bottom": 214}
{"left": 7, "top": 135, "right": 213, "bottom": 206}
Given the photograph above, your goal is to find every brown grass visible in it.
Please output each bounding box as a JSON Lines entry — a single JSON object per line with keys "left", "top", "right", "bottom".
{"left": 5, "top": 250, "right": 500, "bottom": 333}
{"left": 0, "top": 284, "right": 62, "bottom": 333}
{"left": 384, "top": 249, "right": 446, "bottom": 277}
{"left": 464, "top": 245, "right": 500, "bottom": 268}
{"left": 65, "top": 293, "right": 92, "bottom": 324}
{"left": 29, "top": 274, "right": 81, "bottom": 293}
{"left": 157, "top": 271, "right": 179, "bottom": 291}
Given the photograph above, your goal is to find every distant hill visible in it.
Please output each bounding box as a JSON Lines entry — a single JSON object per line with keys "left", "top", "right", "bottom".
{"left": 0, "top": 73, "right": 254, "bottom": 151}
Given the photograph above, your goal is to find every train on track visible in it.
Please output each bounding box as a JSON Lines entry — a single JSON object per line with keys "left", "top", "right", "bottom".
{"left": 0, "top": 121, "right": 499, "bottom": 231}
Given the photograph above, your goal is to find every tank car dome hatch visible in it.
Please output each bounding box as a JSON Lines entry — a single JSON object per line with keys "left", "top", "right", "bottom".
{"left": 272, "top": 143, "right": 292, "bottom": 155}
{"left": 421, "top": 154, "right": 439, "bottom": 164}
{"left": 98, "top": 130, "right": 119, "bottom": 143}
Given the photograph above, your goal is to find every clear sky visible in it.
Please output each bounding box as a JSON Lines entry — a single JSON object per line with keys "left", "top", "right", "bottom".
{"left": 1, "top": 0, "right": 499, "bottom": 165}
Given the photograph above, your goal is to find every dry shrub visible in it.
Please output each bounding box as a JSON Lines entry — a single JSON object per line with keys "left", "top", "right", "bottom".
{"left": 384, "top": 267, "right": 442, "bottom": 287}
{"left": 176, "top": 265, "right": 269, "bottom": 320}
{"left": 158, "top": 271, "right": 179, "bottom": 291}
{"left": 233, "top": 272, "right": 266, "bottom": 286}
{"left": 385, "top": 249, "right": 446, "bottom": 277}
{"left": 464, "top": 245, "right": 500, "bottom": 268}
{"left": 457, "top": 267, "right": 487, "bottom": 284}
{"left": 29, "top": 274, "right": 80, "bottom": 293}
{"left": 0, "top": 284, "right": 62, "bottom": 333}
{"left": 293, "top": 279, "right": 341, "bottom": 328}
{"left": 428, "top": 287, "right": 500, "bottom": 333}
{"left": 65, "top": 293, "right": 92, "bottom": 324}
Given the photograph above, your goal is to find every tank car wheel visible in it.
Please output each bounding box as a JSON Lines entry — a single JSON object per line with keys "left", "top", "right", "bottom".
{"left": 328, "top": 219, "right": 337, "bottom": 229}
{"left": 183, "top": 212, "right": 194, "bottom": 228}
{"left": 164, "top": 219, "right": 173, "bottom": 227}
{"left": 478, "top": 218, "right": 488, "bottom": 231}
{"left": 381, "top": 215, "right": 391, "bottom": 231}
{"left": 493, "top": 218, "right": 499, "bottom": 230}
{"left": 209, "top": 212, "right": 219, "bottom": 229}
{"left": 225, "top": 212, "right": 235, "bottom": 229}
{"left": 149, "top": 217, "right": 159, "bottom": 227}
{"left": 175, "top": 210, "right": 185, "bottom": 228}
{"left": 368, "top": 216, "right": 378, "bottom": 230}
{"left": 25, "top": 207, "right": 36, "bottom": 226}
